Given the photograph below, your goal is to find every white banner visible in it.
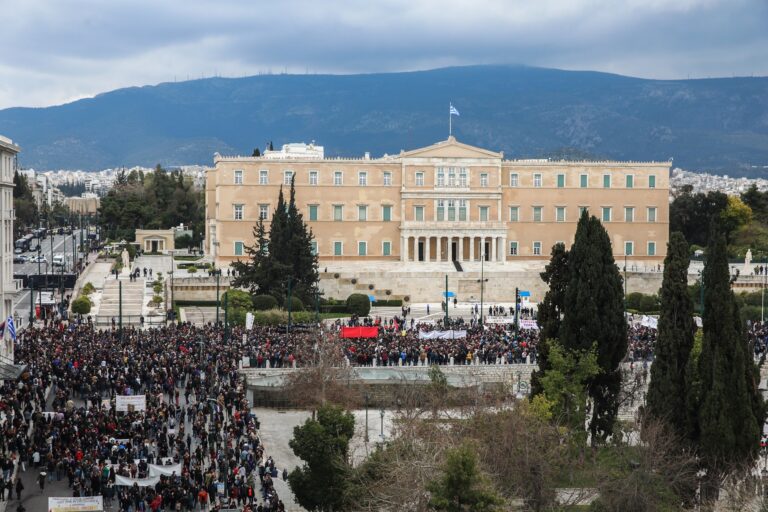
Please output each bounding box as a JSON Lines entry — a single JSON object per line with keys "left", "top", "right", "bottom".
{"left": 115, "top": 475, "right": 160, "bottom": 487}
{"left": 520, "top": 319, "right": 539, "bottom": 330}
{"left": 639, "top": 316, "right": 659, "bottom": 329}
{"left": 246, "top": 312, "right": 254, "bottom": 330}
{"left": 148, "top": 463, "right": 182, "bottom": 477}
{"left": 116, "top": 395, "right": 146, "bottom": 412}
{"left": 418, "top": 330, "right": 467, "bottom": 340}
{"left": 485, "top": 316, "right": 515, "bottom": 324}
{"left": 48, "top": 496, "right": 104, "bottom": 511}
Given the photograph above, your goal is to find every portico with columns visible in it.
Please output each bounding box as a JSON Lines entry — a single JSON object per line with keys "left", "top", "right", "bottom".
{"left": 400, "top": 229, "right": 508, "bottom": 263}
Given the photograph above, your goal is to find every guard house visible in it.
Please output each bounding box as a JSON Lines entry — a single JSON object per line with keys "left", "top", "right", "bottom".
{"left": 135, "top": 229, "right": 175, "bottom": 254}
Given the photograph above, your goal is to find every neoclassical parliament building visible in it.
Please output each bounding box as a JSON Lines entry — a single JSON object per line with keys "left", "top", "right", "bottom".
{"left": 205, "top": 137, "right": 670, "bottom": 269}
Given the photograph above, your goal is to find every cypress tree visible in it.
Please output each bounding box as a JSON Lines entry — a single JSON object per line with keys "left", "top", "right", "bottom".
{"left": 531, "top": 242, "right": 569, "bottom": 398}
{"left": 560, "top": 210, "right": 627, "bottom": 442}
{"left": 645, "top": 232, "right": 695, "bottom": 437}
{"left": 696, "top": 225, "right": 764, "bottom": 486}
{"left": 286, "top": 175, "right": 319, "bottom": 302}
{"left": 231, "top": 218, "right": 284, "bottom": 296}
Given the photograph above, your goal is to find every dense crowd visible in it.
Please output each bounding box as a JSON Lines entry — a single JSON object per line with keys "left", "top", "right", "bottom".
{"left": 4, "top": 324, "right": 289, "bottom": 511}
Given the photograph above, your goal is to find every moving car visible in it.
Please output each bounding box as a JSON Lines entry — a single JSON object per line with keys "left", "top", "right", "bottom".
{"left": 13, "top": 255, "right": 27, "bottom": 263}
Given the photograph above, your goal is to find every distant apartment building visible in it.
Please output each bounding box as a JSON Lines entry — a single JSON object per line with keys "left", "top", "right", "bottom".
{"left": 206, "top": 137, "right": 670, "bottom": 267}
{"left": 0, "top": 135, "right": 18, "bottom": 361}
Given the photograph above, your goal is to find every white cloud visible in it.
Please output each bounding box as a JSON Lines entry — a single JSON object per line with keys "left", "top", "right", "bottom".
{"left": 0, "top": 0, "right": 765, "bottom": 108}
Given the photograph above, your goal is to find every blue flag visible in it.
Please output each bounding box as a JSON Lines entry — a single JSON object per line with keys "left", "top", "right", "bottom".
{"left": 6, "top": 316, "right": 16, "bottom": 341}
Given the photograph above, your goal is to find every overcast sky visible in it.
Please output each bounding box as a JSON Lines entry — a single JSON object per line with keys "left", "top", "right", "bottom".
{"left": 0, "top": 0, "right": 766, "bottom": 109}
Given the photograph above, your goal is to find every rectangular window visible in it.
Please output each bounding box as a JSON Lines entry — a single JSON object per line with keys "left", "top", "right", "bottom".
{"left": 534, "top": 174, "right": 542, "bottom": 187}
{"left": 234, "top": 241, "right": 244, "bottom": 256}
{"left": 259, "top": 170, "right": 268, "bottom": 185}
{"left": 382, "top": 205, "right": 392, "bottom": 222}
{"left": 647, "top": 207, "right": 657, "bottom": 223}
{"left": 510, "top": 173, "right": 519, "bottom": 187}
{"left": 334, "top": 171, "right": 343, "bottom": 186}
{"left": 358, "top": 171, "right": 367, "bottom": 186}
{"left": 415, "top": 172, "right": 424, "bottom": 186}
{"left": 358, "top": 205, "right": 368, "bottom": 221}
{"left": 234, "top": 170, "right": 243, "bottom": 185}
{"left": 625, "top": 207, "right": 635, "bottom": 222}
{"left": 358, "top": 241, "right": 367, "bottom": 256}
{"left": 458, "top": 200, "right": 467, "bottom": 221}
{"left": 580, "top": 174, "right": 588, "bottom": 188}
{"left": 310, "top": 240, "right": 318, "bottom": 255}
{"left": 436, "top": 200, "right": 445, "bottom": 221}
{"left": 533, "top": 241, "right": 542, "bottom": 256}
{"left": 309, "top": 205, "right": 318, "bottom": 221}
{"left": 602, "top": 207, "right": 612, "bottom": 222}
{"left": 309, "top": 170, "right": 318, "bottom": 185}
{"left": 382, "top": 241, "right": 391, "bottom": 256}
{"left": 509, "top": 206, "right": 519, "bottom": 222}
{"left": 447, "top": 200, "right": 456, "bottom": 221}
{"left": 333, "top": 205, "right": 343, "bottom": 222}
{"left": 479, "top": 206, "right": 489, "bottom": 222}
{"left": 557, "top": 174, "right": 565, "bottom": 188}
{"left": 649, "top": 175, "right": 656, "bottom": 188}
{"left": 234, "top": 204, "right": 243, "bottom": 220}
{"left": 625, "top": 241, "right": 634, "bottom": 256}
{"left": 383, "top": 172, "right": 392, "bottom": 186}
{"left": 556, "top": 206, "right": 566, "bottom": 222}
{"left": 626, "top": 175, "right": 634, "bottom": 188}
{"left": 414, "top": 206, "right": 424, "bottom": 222}
{"left": 533, "top": 206, "right": 543, "bottom": 222}
{"left": 436, "top": 168, "right": 445, "bottom": 187}
{"left": 333, "top": 241, "right": 343, "bottom": 256}
{"left": 647, "top": 241, "right": 656, "bottom": 256}
{"left": 259, "top": 204, "right": 268, "bottom": 220}
{"left": 480, "top": 173, "right": 489, "bottom": 187}
{"left": 283, "top": 170, "right": 294, "bottom": 185}
{"left": 603, "top": 174, "right": 611, "bottom": 188}
{"left": 509, "top": 241, "right": 518, "bottom": 256}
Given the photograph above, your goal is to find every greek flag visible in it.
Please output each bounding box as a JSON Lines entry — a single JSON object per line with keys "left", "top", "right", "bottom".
{"left": 449, "top": 104, "right": 460, "bottom": 116}
{"left": 6, "top": 316, "right": 16, "bottom": 341}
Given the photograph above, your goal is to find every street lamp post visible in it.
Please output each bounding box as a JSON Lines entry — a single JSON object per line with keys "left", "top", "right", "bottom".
{"left": 364, "top": 393, "right": 369, "bottom": 444}
{"left": 624, "top": 254, "right": 628, "bottom": 308}
{"left": 379, "top": 408, "right": 385, "bottom": 439}
{"left": 477, "top": 245, "right": 487, "bottom": 327}
{"left": 215, "top": 269, "right": 221, "bottom": 325}
{"left": 762, "top": 257, "right": 766, "bottom": 323}
{"left": 444, "top": 274, "right": 449, "bottom": 326}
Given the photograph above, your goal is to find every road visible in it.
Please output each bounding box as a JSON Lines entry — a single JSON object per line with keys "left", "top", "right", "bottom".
{"left": 12, "top": 230, "right": 87, "bottom": 323}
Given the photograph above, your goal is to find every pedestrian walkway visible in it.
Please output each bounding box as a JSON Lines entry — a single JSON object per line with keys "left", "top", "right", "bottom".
{"left": 95, "top": 277, "right": 145, "bottom": 324}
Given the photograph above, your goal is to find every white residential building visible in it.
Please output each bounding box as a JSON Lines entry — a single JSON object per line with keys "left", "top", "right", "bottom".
{"left": 0, "top": 135, "right": 18, "bottom": 362}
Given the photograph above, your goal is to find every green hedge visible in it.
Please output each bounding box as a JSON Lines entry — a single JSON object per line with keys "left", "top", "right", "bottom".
{"left": 284, "top": 296, "right": 304, "bottom": 312}
{"left": 625, "top": 292, "right": 660, "bottom": 314}
{"left": 253, "top": 295, "right": 278, "bottom": 310}
{"left": 250, "top": 309, "right": 318, "bottom": 326}
{"left": 372, "top": 299, "right": 402, "bottom": 307}
{"left": 321, "top": 304, "right": 349, "bottom": 314}
{"left": 346, "top": 293, "right": 371, "bottom": 316}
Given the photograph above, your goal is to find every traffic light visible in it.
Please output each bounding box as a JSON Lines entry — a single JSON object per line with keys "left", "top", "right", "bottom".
{"left": 515, "top": 287, "right": 521, "bottom": 309}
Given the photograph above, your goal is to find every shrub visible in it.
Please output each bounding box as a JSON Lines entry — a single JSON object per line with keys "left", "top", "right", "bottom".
{"left": 222, "top": 289, "right": 253, "bottom": 310}
{"left": 625, "top": 292, "right": 644, "bottom": 311}
{"left": 250, "top": 309, "right": 319, "bottom": 326}
{"left": 253, "top": 294, "right": 278, "bottom": 311}
{"left": 72, "top": 296, "right": 91, "bottom": 315}
{"left": 351, "top": 278, "right": 358, "bottom": 284}
{"left": 82, "top": 282, "right": 95, "bottom": 296}
{"left": 368, "top": 284, "right": 374, "bottom": 290}
{"left": 334, "top": 273, "right": 340, "bottom": 278}
{"left": 151, "top": 295, "right": 163, "bottom": 307}
{"left": 153, "top": 282, "right": 163, "bottom": 294}
{"left": 285, "top": 296, "right": 304, "bottom": 312}
{"left": 321, "top": 304, "right": 348, "bottom": 314}
{"left": 385, "top": 289, "right": 392, "bottom": 296}
{"left": 346, "top": 293, "right": 371, "bottom": 316}
{"left": 639, "top": 294, "right": 660, "bottom": 313}
{"left": 403, "top": 295, "right": 411, "bottom": 303}
{"left": 187, "top": 265, "right": 198, "bottom": 274}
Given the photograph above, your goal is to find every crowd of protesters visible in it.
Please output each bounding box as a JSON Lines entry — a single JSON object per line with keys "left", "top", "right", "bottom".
{"left": 3, "top": 323, "right": 289, "bottom": 511}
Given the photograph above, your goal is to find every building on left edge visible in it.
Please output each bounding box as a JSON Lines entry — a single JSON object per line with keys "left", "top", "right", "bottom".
{"left": 0, "top": 135, "right": 19, "bottom": 366}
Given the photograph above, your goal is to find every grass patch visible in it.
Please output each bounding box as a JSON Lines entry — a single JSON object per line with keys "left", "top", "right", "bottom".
{"left": 173, "top": 255, "right": 201, "bottom": 261}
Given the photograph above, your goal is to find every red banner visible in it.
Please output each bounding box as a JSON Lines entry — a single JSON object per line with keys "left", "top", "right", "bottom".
{"left": 340, "top": 326, "right": 379, "bottom": 338}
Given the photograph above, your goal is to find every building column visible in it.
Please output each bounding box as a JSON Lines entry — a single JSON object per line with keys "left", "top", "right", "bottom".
{"left": 425, "top": 236, "right": 431, "bottom": 262}
{"left": 400, "top": 236, "right": 407, "bottom": 262}
{"left": 491, "top": 238, "right": 497, "bottom": 262}
{"left": 468, "top": 237, "right": 475, "bottom": 262}
{"left": 458, "top": 237, "right": 464, "bottom": 262}
{"left": 500, "top": 236, "right": 507, "bottom": 262}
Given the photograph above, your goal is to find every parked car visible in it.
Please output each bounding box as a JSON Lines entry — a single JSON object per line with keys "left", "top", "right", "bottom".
{"left": 13, "top": 247, "right": 23, "bottom": 254}
{"left": 31, "top": 255, "right": 47, "bottom": 263}
{"left": 13, "top": 255, "right": 27, "bottom": 263}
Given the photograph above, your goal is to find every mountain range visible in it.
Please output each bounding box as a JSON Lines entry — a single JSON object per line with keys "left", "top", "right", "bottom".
{"left": 1, "top": 65, "right": 767, "bottom": 175}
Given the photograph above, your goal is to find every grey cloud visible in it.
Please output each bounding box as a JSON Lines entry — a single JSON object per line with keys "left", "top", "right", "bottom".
{"left": 0, "top": 0, "right": 766, "bottom": 108}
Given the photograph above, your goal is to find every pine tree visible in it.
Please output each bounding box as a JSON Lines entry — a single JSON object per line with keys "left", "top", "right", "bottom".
{"left": 531, "top": 242, "right": 569, "bottom": 398}
{"left": 695, "top": 225, "right": 764, "bottom": 487}
{"left": 252, "top": 148, "right": 261, "bottom": 157}
{"left": 560, "top": 210, "right": 627, "bottom": 442}
{"left": 286, "top": 175, "right": 319, "bottom": 302}
{"left": 645, "top": 232, "right": 695, "bottom": 438}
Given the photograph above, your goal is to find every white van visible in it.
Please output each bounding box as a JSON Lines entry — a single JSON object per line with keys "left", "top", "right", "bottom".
{"left": 52, "top": 254, "right": 66, "bottom": 268}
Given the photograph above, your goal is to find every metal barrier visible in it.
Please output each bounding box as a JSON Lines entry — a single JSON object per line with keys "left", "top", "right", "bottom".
{"left": 92, "top": 314, "right": 166, "bottom": 327}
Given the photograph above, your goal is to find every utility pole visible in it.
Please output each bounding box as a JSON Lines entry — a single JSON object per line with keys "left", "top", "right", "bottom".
{"left": 223, "top": 292, "right": 229, "bottom": 342}
{"left": 287, "top": 276, "right": 293, "bottom": 332}
{"left": 515, "top": 287, "right": 520, "bottom": 340}
{"left": 315, "top": 288, "right": 320, "bottom": 324}
{"left": 444, "top": 274, "right": 449, "bottom": 326}
{"left": 215, "top": 269, "right": 221, "bottom": 325}
{"left": 624, "top": 254, "right": 628, "bottom": 309}
{"left": 119, "top": 279, "right": 123, "bottom": 341}
{"left": 480, "top": 245, "right": 485, "bottom": 326}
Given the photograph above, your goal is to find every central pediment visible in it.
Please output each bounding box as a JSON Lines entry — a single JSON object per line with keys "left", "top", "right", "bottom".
{"left": 401, "top": 136, "right": 503, "bottom": 160}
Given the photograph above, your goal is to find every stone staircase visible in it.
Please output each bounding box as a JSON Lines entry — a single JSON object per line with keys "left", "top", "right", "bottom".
{"left": 96, "top": 277, "right": 145, "bottom": 322}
